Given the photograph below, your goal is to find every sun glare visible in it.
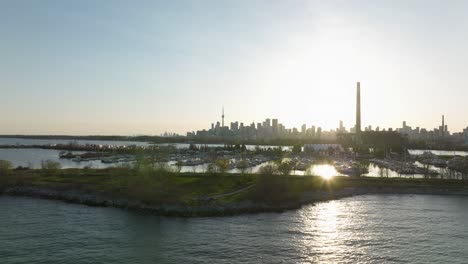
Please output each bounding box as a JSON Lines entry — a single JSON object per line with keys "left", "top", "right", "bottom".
{"left": 312, "top": 164, "right": 337, "bottom": 180}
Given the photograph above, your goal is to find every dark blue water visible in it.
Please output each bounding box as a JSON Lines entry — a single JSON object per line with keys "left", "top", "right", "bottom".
{"left": 1, "top": 195, "right": 468, "bottom": 263}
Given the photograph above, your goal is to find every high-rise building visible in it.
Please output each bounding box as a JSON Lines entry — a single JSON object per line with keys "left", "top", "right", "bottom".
{"left": 356, "top": 81, "right": 361, "bottom": 135}
{"left": 230, "top": 122, "right": 238, "bottom": 131}
{"left": 272, "top": 119, "right": 278, "bottom": 135}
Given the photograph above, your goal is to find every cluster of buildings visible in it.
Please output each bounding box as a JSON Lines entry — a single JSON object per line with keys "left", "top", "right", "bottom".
{"left": 187, "top": 82, "right": 369, "bottom": 141}
{"left": 187, "top": 116, "right": 334, "bottom": 140}
{"left": 398, "top": 116, "right": 468, "bottom": 145}
{"left": 186, "top": 82, "right": 468, "bottom": 146}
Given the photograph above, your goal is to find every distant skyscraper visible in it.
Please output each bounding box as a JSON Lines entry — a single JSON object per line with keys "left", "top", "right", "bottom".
{"left": 222, "top": 107, "right": 225, "bottom": 127}
{"left": 356, "top": 82, "right": 361, "bottom": 135}
{"left": 230, "top": 121, "right": 238, "bottom": 131}
{"left": 272, "top": 119, "right": 278, "bottom": 135}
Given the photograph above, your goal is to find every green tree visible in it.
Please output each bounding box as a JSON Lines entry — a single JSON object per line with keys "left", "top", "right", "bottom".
{"left": 175, "top": 160, "right": 183, "bottom": 173}
{"left": 277, "top": 161, "right": 293, "bottom": 176}
{"left": 292, "top": 144, "right": 302, "bottom": 154}
{"left": 237, "top": 159, "right": 249, "bottom": 175}
{"left": 206, "top": 163, "right": 218, "bottom": 174}
{"left": 258, "top": 164, "right": 278, "bottom": 175}
{"left": 215, "top": 159, "right": 230, "bottom": 175}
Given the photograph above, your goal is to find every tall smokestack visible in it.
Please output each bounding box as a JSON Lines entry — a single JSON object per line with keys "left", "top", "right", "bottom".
{"left": 356, "top": 82, "right": 361, "bottom": 135}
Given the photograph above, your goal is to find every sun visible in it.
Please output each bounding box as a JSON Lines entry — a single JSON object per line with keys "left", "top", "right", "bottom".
{"left": 312, "top": 165, "right": 336, "bottom": 180}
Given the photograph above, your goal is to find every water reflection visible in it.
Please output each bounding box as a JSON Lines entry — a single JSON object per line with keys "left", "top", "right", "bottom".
{"left": 298, "top": 198, "right": 374, "bottom": 262}
{"left": 300, "top": 200, "right": 342, "bottom": 262}
{"left": 2, "top": 195, "right": 468, "bottom": 263}
{"left": 309, "top": 164, "right": 339, "bottom": 179}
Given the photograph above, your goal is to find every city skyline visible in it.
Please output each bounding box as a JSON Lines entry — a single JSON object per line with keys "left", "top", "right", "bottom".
{"left": 188, "top": 107, "right": 463, "bottom": 139}
{"left": 188, "top": 82, "right": 468, "bottom": 143}
{"left": 2, "top": 1, "right": 468, "bottom": 135}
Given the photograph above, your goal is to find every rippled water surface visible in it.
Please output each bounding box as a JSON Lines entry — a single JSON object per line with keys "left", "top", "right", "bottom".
{"left": 1, "top": 195, "right": 468, "bottom": 263}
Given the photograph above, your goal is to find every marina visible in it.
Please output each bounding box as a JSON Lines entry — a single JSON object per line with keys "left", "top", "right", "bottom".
{"left": 1, "top": 138, "right": 468, "bottom": 179}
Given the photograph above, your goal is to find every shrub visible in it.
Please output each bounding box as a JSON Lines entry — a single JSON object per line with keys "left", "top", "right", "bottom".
{"left": 206, "top": 163, "right": 218, "bottom": 174}
{"left": 206, "top": 159, "right": 230, "bottom": 175}
{"left": 258, "top": 164, "right": 278, "bottom": 175}
{"left": 41, "top": 160, "right": 62, "bottom": 175}
{"left": 237, "top": 159, "right": 250, "bottom": 175}
{"left": 253, "top": 163, "right": 301, "bottom": 204}
{"left": 277, "top": 161, "right": 294, "bottom": 176}
{"left": 215, "top": 159, "right": 230, "bottom": 174}
{"left": 0, "top": 160, "right": 13, "bottom": 176}
{"left": 175, "top": 161, "right": 183, "bottom": 173}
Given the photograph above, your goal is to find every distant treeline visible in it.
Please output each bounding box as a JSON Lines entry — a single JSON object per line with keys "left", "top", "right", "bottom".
{"left": 407, "top": 139, "right": 468, "bottom": 152}
{"left": 186, "top": 137, "right": 341, "bottom": 146}
{"left": 0, "top": 133, "right": 412, "bottom": 150}
{"left": 0, "top": 134, "right": 341, "bottom": 146}
{"left": 0, "top": 135, "right": 186, "bottom": 143}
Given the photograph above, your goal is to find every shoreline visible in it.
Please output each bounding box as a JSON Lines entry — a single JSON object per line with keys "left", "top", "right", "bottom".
{"left": 2, "top": 184, "right": 468, "bottom": 217}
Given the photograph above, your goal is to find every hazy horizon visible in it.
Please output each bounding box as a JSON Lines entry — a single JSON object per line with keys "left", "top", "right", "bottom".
{"left": 2, "top": 0, "right": 468, "bottom": 135}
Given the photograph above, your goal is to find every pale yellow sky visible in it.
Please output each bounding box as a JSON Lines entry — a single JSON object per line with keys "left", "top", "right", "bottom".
{"left": 1, "top": 1, "right": 468, "bottom": 135}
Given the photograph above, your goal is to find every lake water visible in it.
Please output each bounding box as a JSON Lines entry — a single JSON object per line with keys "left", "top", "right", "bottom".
{"left": 1, "top": 195, "right": 467, "bottom": 263}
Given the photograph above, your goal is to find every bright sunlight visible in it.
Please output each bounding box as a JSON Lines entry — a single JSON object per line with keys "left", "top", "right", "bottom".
{"left": 311, "top": 164, "right": 337, "bottom": 180}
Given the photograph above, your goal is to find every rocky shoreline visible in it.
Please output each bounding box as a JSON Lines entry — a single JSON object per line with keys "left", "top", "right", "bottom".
{"left": 2, "top": 185, "right": 468, "bottom": 217}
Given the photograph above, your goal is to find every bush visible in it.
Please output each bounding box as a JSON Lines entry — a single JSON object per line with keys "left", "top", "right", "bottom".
{"left": 175, "top": 161, "right": 183, "bottom": 173}
{"left": 237, "top": 159, "right": 250, "bottom": 175}
{"left": 206, "top": 163, "right": 218, "bottom": 174}
{"left": 277, "top": 161, "right": 294, "bottom": 176}
{"left": 124, "top": 157, "right": 176, "bottom": 203}
{"left": 258, "top": 164, "right": 278, "bottom": 175}
{"left": 0, "top": 160, "right": 13, "bottom": 176}
{"left": 215, "top": 159, "right": 230, "bottom": 174}
{"left": 253, "top": 163, "right": 301, "bottom": 204}
{"left": 41, "top": 160, "right": 62, "bottom": 175}
{"left": 206, "top": 159, "right": 230, "bottom": 175}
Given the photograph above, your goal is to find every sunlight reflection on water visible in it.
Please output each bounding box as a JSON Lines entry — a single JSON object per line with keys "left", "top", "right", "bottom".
{"left": 310, "top": 164, "right": 338, "bottom": 179}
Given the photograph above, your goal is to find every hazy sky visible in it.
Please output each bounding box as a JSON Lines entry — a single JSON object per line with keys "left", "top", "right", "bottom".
{"left": 1, "top": 0, "right": 468, "bottom": 135}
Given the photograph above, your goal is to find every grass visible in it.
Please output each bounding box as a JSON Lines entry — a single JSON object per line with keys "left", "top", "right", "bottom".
{"left": 2, "top": 169, "right": 468, "bottom": 208}
{"left": 0, "top": 168, "right": 255, "bottom": 205}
